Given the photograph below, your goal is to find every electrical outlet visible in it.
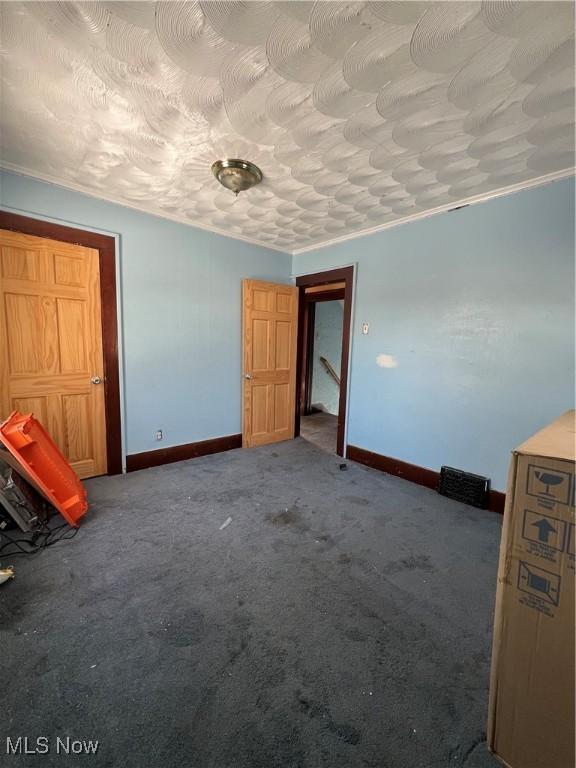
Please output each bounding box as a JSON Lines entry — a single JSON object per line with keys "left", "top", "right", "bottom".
{"left": 362, "top": 322, "right": 369, "bottom": 335}
{"left": 155, "top": 430, "right": 163, "bottom": 441}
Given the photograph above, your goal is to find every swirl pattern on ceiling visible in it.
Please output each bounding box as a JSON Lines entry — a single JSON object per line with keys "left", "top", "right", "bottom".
{"left": 0, "top": 1, "right": 574, "bottom": 252}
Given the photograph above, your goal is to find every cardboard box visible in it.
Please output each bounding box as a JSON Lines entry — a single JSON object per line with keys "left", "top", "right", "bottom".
{"left": 488, "top": 411, "right": 575, "bottom": 768}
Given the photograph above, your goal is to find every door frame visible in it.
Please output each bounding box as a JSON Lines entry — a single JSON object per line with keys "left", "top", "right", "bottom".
{"left": 295, "top": 266, "right": 354, "bottom": 457}
{"left": 0, "top": 211, "right": 122, "bottom": 475}
{"left": 301, "top": 287, "right": 346, "bottom": 417}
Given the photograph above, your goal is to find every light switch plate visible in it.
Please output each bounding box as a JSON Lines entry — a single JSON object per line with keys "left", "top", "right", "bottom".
{"left": 362, "top": 323, "right": 369, "bottom": 335}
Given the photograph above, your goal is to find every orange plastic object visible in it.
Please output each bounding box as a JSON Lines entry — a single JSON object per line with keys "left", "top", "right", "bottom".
{"left": 0, "top": 411, "right": 88, "bottom": 527}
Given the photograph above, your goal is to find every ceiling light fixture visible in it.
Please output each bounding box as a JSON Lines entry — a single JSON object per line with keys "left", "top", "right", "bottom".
{"left": 211, "top": 159, "right": 263, "bottom": 196}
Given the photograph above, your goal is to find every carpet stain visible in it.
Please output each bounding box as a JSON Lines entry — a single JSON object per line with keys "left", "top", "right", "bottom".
{"left": 343, "top": 496, "right": 370, "bottom": 507}
{"left": 266, "top": 505, "right": 301, "bottom": 526}
{"left": 217, "top": 488, "right": 253, "bottom": 503}
{"left": 297, "top": 695, "right": 361, "bottom": 746}
{"left": 32, "top": 654, "right": 52, "bottom": 677}
{"left": 232, "top": 611, "right": 252, "bottom": 630}
{"left": 382, "top": 554, "right": 435, "bottom": 575}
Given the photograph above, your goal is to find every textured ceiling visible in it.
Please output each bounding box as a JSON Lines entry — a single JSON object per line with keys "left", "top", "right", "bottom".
{"left": 1, "top": 1, "right": 574, "bottom": 253}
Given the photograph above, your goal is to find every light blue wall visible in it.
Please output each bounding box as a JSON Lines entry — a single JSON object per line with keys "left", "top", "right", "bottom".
{"left": 311, "top": 300, "right": 343, "bottom": 415}
{"left": 2, "top": 171, "right": 573, "bottom": 488}
{"left": 293, "top": 178, "right": 575, "bottom": 490}
{"left": 0, "top": 171, "right": 291, "bottom": 457}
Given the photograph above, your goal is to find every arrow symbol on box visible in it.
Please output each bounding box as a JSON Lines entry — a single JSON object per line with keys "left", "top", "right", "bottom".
{"left": 531, "top": 518, "right": 556, "bottom": 544}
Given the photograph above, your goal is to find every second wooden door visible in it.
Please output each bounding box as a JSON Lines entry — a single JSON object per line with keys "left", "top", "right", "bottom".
{"left": 0, "top": 229, "right": 107, "bottom": 478}
{"left": 242, "top": 279, "right": 298, "bottom": 447}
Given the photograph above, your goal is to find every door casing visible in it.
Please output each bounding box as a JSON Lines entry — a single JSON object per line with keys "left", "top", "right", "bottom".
{"left": 295, "top": 266, "right": 354, "bottom": 457}
{"left": 0, "top": 211, "right": 122, "bottom": 475}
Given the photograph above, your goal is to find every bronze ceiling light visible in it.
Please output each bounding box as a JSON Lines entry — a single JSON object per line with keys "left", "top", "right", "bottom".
{"left": 211, "top": 158, "right": 263, "bottom": 196}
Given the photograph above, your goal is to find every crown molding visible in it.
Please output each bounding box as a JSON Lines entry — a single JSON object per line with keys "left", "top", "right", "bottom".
{"left": 2, "top": 164, "right": 573, "bottom": 259}
{"left": 291, "top": 168, "right": 576, "bottom": 256}
{"left": 0, "top": 164, "right": 292, "bottom": 256}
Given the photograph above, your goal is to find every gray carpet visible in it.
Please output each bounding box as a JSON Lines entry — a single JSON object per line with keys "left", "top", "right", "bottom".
{"left": 0, "top": 438, "right": 502, "bottom": 768}
{"left": 300, "top": 412, "right": 338, "bottom": 453}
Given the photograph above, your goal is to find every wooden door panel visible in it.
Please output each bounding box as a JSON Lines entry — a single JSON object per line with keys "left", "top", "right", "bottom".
{"left": 252, "top": 318, "right": 271, "bottom": 371}
{"left": 0, "top": 231, "right": 107, "bottom": 478}
{"left": 250, "top": 384, "right": 270, "bottom": 441}
{"left": 54, "top": 253, "right": 87, "bottom": 286}
{"left": 276, "top": 292, "right": 294, "bottom": 314}
{"left": 5, "top": 293, "right": 58, "bottom": 373}
{"left": 273, "top": 383, "right": 290, "bottom": 432}
{"left": 45, "top": 395, "right": 66, "bottom": 456}
{"left": 275, "top": 321, "right": 292, "bottom": 370}
{"left": 253, "top": 288, "right": 272, "bottom": 312}
{"left": 57, "top": 299, "right": 88, "bottom": 371}
{"left": 13, "top": 396, "right": 49, "bottom": 426}
{"left": 1, "top": 246, "right": 41, "bottom": 281}
{"left": 242, "top": 280, "right": 298, "bottom": 448}
{"left": 62, "top": 394, "right": 92, "bottom": 460}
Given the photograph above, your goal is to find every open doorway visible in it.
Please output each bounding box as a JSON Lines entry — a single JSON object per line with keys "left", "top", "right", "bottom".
{"left": 295, "top": 267, "right": 354, "bottom": 457}
{"left": 300, "top": 289, "right": 345, "bottom": 453}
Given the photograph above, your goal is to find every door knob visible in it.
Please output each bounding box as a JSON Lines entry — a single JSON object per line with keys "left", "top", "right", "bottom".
{"left": 243, "top": 373, "right": 253, "bottom": 380}
{"left": 91, "top": 376, "right": 102, "bottom": 385}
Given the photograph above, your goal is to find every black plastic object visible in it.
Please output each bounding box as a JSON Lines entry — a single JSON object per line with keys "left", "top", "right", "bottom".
{"left": 438, "top": 466, "right": 490, "bottom": 509}
{"left": 0, "top": 460, "right": 48, "bottom": 532}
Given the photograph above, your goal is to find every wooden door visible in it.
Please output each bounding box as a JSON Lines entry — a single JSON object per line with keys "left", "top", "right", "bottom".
{"left": 242, "top": 280, "right": 298, "bottom": 447}
{"left": 0, "top": 230, "right": 107, "bottom": 478}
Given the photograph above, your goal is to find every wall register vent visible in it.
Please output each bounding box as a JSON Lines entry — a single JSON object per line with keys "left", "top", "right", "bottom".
{"left": 439, "top": 466, "right": 490, "bottom": 509}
